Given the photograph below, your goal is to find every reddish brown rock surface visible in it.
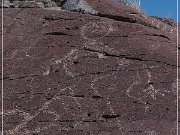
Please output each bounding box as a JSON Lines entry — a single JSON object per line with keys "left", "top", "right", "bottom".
{"left": 1, "top": 0, "right": 179, "bottom": 134}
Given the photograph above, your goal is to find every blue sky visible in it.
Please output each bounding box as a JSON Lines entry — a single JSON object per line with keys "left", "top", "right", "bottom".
{"left": 140, "top": 0, "right": 178, "bottom": 21}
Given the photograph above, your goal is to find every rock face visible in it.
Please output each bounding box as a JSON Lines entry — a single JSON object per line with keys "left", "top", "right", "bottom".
{"left": 61, "top": 0, "right": 98, "bottom": 14}
{"left": 1, "top": 0, "right": 10, "bottom": 7}
{"left": 1, "top": 0, "right": 179, "bottom": 135}
{"left": 1, "top": 0, "right": 60, "bottom": 8}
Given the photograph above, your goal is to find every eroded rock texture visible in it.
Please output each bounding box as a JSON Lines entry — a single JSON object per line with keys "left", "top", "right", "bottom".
{"left": 1, "top": 0, "right": 179, "bottom": 134}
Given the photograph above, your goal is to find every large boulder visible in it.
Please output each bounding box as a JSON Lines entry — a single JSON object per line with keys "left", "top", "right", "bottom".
{"left": 1, "top": 0, "right": 179, "bottom": 134}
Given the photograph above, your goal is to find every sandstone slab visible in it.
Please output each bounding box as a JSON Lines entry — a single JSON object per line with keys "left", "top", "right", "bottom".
{"left": 1, "top": 1, "right": 179, "bottom": 134}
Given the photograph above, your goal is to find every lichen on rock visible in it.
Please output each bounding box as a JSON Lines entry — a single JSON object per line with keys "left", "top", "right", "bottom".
{"left": 61, "top": 0, "right": 98, "bottom": 14}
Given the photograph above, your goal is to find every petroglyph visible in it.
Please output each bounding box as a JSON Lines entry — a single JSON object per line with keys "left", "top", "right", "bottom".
{"left": 126, "top": 71, "right": 142, "bottom": 101}
{"left": 145, "top": 130, "right": 157, "bottom": 135}
{"left": 126, "top": 65, "right": 170, "bottom": 102}
{"left": 90, "top": 74, "right": 112, "bottom": 97}
{"left": 40, "top": 87, "right": 86, "bottom": 131}
{"left": 30, "top": 123, "right": 57, "bottom": 134}
{"left": 25, "top": 47, "right": 51, "bottom": 59}
{"left": 3, "top": 84, "right": 86, "bottom": 134}
{"left": 150, "top": 44, "right": 160, "bottom": 50}
{"left": 84, "top": 41, "right": 120, "bottom": 56}
{"left": 42, "top": 68, "right": 50, "bottom": 76}
{"left": 3, "top": 109, "right": 33, "bottom": 135}
{"left": 143, "top": 67, "right": 160, "bottom": 100}
{"left": 81, "top": 22, "right": 113, "bottom": 41}
{"left": 90, "top": 74, "right": 124, "bottom": 131}
{"left": 4, "top": 37, "right": 49, "bottom": 60}
{"left": 81, "top": 21, "right": 125, "bottom": 58}
{"left": 91, "top": 74, "right": 112, "bottom": 97}
{"left": 143, "top": 85, "right": 160, "bottom": 100}
{"left": 117, "top": 58, "right": 131, "bottom": 68}
{"left": 55, "top": 49, "right": 79, "bottom": 77}
{"left": 4, "top": 48, "right": 29, "bottom": 60}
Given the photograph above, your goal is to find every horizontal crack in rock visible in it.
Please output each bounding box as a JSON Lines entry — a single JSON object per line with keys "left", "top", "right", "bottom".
{"left": 92, "top": 95, "right": 103, "bottom": 100}
{"left": 83, "top": 47, "right": 177, "bottom": 67}
{"left": 102, "top": 114, "right": 120, "bottom": 119}
{"left": 43, "top": 16, "right": 75, "bottom": 21}
{"left": 45, "top": 32, "right": 73, "bottom": 36}
{"left": 144, "top": 34, "right": 171, "bottom": 41}
{"left": 96, "top": 13, "right": 157, "bottom": 29}
{"left": 3, "top": 74, "right": 38, "bottom": 81}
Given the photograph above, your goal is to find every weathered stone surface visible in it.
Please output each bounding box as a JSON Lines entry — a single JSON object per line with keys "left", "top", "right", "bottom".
{"left": 0, "top": 0, "right": 10, "bottom": 7}
{"left": 61, "top": 0, "right": 98, "bottom": 14}
{"left": 1, "top": 0, "right": 59, "bottom": 8}
{"left": 1, "top": 0, "right": 179, "bottom": 134}
{"left": 10, "top": 0, "right": 45, "bottom": 8}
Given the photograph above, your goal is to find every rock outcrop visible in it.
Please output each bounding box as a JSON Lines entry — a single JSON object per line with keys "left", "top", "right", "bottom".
{"left": 61, "top": 0, "right": 98, "bottom": 14}
{"left": 1, "top": 0, "right": 10, "bottom": 7}
{"left": 1, "top": 0, "right": 179, "bottom": 135}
